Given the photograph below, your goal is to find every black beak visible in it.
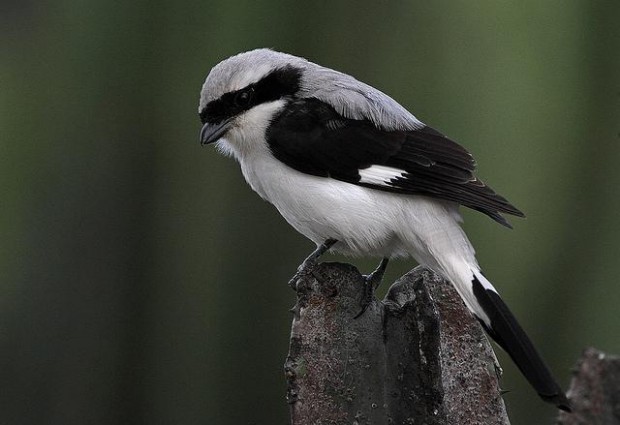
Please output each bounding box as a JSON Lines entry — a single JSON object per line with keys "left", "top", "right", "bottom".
{"left": 200, "top": 119, "right": 232, "bottom": 145}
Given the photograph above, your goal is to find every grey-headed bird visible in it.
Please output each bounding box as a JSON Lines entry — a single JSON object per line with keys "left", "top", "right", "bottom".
{"left": 198, "top": 48, "right": 570, "bottom": 411}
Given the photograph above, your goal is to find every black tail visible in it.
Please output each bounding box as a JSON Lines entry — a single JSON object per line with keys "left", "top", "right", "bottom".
{"left": 471, "top": 275, "right": 572, "bottom": 412}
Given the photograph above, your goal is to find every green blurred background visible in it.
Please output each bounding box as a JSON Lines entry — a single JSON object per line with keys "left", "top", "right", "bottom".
{"left": 1, "top": 1, "right": 619, "bottom": 424}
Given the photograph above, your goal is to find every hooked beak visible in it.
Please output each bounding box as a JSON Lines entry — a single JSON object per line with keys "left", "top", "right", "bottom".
{"left": 200, "top": 118, "right": 232, "bottom": 145}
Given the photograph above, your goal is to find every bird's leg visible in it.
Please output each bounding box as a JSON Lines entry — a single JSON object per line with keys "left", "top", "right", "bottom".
{"left": 288, "top": 239, "right": 338, "bottom": 289}
{"left": 490, "top": 345, "right": 504, "bottom": 380}
{"left": 354, "top": 258, "right": 389, "bottom": 318}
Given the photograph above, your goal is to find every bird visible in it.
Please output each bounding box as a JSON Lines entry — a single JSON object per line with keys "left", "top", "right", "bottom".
{"left": 197, "top": 48, "right": 571, "bottom": 411}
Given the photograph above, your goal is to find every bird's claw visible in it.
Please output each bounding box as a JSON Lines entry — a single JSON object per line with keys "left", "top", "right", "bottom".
{"left": 354, "top": 258, "right": 389, "bottom": 318}
{"left": 288, "top": 259, "right": 317, "bottom": 290}
{"left": 288, "top": 239, "right": 338, "bottom": 290}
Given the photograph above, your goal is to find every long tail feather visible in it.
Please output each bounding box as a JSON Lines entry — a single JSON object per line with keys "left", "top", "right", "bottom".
{"left": 470, "top": 271, "right": 571, "bottom": 412}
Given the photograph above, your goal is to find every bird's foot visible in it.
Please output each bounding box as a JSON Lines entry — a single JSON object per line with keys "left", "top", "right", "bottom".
{"left": 288, "top": 239, "right": 338, "bottom": 290}
{"left": 354, "top": 258, "right": 389, "bottom": 318}
{"left": 485, "top": 341, "right": 504, "bottom": 379}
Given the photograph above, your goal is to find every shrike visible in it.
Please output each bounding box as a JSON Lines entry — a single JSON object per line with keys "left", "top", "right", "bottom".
{"left": 198, "top": 48, "right": 570, "bottom": 411}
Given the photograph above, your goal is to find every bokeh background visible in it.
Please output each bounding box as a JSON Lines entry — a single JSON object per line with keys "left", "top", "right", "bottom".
{"left": 1, "top": 1, "right": 619, "bottom": 424}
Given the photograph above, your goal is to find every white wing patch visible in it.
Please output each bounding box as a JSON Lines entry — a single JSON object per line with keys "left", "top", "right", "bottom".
{"left": 358, "top": 165, "right": 406, "bottom": 186}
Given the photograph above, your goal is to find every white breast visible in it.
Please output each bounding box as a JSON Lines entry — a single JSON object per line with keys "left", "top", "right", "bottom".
{"left": 237, "top": 148, "right": 474, "bottom": 267}
{"left": 241, "top": 153, "right": 408, "bottom": 257}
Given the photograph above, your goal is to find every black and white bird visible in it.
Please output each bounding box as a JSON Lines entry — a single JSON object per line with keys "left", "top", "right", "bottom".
{"left": 198, "top": 48, "right": 570, "bottom": 411}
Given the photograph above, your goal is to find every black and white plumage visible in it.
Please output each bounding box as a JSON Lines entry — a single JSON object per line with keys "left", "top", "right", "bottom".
{"left": 198, "top": 48, "right": 570, "bottom": 411}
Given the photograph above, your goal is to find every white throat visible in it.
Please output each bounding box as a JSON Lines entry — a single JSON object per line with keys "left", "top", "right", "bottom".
{"left": 215, "top": 100, "right": 287, "bottom": 162}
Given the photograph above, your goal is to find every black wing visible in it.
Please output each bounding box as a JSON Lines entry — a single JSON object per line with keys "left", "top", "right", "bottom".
{"left": 266, "top": 98, "right": 524, "bottom": 227}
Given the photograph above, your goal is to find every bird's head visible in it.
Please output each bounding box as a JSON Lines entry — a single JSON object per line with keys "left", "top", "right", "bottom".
{"left": 198, "top": 48, "right": 307, "bottom": 158}
{"left": 199, "top": 49, "right": 422, "bottom": 160}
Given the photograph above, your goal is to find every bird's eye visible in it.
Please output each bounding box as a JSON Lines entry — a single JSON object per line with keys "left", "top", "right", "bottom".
{"left": 234, "top": 88, "right": 254, "bottom": 108}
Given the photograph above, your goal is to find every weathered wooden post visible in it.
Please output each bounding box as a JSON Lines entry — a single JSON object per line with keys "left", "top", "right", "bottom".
{"left": 558, "top": 348, "right": 620, "bottom": 425}
{"left": 285, "top": 263, "right": 510, "bottom": 424}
